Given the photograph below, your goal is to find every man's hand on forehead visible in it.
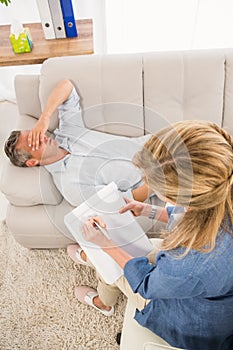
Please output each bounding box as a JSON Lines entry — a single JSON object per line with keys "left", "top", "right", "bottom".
{"left": 28, "top": 117, "right": 50, "bottom": 151}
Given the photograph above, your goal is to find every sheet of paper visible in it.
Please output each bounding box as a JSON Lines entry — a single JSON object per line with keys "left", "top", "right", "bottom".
{"left": 64, "top": 182, "right": 153, "bottom": 284}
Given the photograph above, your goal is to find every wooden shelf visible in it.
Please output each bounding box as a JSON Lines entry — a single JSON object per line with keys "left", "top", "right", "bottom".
{"left": 0, "top": 19, "right": 94, "bottom": 67}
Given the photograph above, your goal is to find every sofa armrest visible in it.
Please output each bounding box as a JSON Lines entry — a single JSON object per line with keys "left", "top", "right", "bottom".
{"left": 120, "top": 300, "right": 170, "bottom": 350}
{"left": 120, "top": 299, "right": 185, "bottom": 350}
{"left": 0, "top": 160, "right": 62, "bottom": 206}
{"left": 15, "top": 75, "right": 42, "bottom": 119}
{"left": 143, "top": 343, "right": 185, "bottom": 350}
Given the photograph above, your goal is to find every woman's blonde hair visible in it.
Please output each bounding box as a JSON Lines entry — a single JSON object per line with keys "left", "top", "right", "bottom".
{"left": 134, "top": 120, "right": 233, "bottom": 254}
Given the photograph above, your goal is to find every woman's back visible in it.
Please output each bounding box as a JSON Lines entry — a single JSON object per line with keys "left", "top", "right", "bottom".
{"left": 127, "top": 226, "right": 233, "bottom": 350}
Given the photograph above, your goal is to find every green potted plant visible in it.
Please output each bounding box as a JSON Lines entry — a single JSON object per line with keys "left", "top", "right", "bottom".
{"left": 0, "top": 0, "right": 11, "bottom": 5}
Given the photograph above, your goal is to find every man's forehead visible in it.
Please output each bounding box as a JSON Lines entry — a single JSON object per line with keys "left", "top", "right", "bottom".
{"left": 16, "top": 130, "right": 30, "bottom": 149}
{"left": 18, "top": 130, "right": 30, "bottom": 141}
{"left": 20, "top": 130, "right": 30, "bottom": 137}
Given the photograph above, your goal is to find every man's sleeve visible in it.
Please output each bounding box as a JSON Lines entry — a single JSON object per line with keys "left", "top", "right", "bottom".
{"left": 60, "top": 182, "right": 134, "bottom": 208}
{"left": 61, "top": 183, "right": 107, "bottom": 207}
{"left": 58, "top": 87, "right": 85, "bottom": 129}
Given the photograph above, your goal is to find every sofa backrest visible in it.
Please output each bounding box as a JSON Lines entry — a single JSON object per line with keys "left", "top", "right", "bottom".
{"left": 143, "top": 50, "right": 225, "bottom": 133}
{"left": 39, "top": 54, "right": 145, "bottom": 137}
{"left": 17, "top": 49, "right": 233, "bottom": 137}
{"left": 222, "top": 49, "right": 233, "bottom": 136}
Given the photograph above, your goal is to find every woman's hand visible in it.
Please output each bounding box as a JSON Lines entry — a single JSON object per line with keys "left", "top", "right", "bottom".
{"left": 28, "top": 116, "right": 50, "bottom": 150}
{"left": 119, "top": 198, "right": 152, "bottom": 217}
{"left": 82, "top": 217, "right": 113, "bottom": 248}
{"left": 82, "top": 217, "right": 132, "bottom": 269}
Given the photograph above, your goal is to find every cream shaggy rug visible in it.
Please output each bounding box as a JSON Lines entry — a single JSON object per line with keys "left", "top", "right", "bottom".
{"left": 0, "top": 221, "right": 126, "bottom": 350}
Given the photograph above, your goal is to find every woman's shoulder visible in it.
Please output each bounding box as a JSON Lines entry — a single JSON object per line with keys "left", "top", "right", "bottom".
{"left": 157, "top": 230, "right": 233, "bottom": 276}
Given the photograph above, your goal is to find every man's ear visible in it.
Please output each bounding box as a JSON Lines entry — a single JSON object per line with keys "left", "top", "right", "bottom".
{"left": 25, "top": 158, "right": 40, "bottom": 167}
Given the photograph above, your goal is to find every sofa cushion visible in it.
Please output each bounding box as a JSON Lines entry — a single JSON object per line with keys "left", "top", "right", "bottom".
{"left": 0, "top": 161, "right": 62, "bottom": 206}
{"left": 39, "top": 54, "right": 144, "bottom": 137}
{"left": 6, "top": 200, "right": 74, "bottom": 248}
{"left": 15, "top": 74, "right": 42, "bottom": 120}
{"left": 143, "top": 50, "right": 225, "bottom": 134}
{"left": 222, "top": 49, "right": 233, "bottom": 136}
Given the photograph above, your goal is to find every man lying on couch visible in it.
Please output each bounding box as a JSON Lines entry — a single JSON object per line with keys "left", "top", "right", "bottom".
{"left": 4, "top": 79, "right": 151, "bottom": 206}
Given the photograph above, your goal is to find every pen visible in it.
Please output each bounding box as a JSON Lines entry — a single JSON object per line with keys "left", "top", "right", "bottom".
{"left": 92, "top": 219, "right": 111, "bottom": 240}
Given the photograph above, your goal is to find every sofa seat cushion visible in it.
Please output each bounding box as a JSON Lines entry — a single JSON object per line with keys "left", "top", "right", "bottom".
{"left": 5, "top": 199, "right": 75, "bottom": 248}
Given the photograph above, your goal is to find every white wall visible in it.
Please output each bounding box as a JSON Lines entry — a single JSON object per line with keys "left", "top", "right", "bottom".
{"left": 105, "top": 0, "right": 233, "bottom": 53}
{"left": 2, "top": 0, "right": 233, "bottom": 100}
{"left": 0, "top": 0, "right": 106, "bottom": 101}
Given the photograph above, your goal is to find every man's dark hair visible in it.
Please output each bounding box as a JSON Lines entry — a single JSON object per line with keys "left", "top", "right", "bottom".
{"left": 4, "top": 130, "right": 32, "bottom": 167}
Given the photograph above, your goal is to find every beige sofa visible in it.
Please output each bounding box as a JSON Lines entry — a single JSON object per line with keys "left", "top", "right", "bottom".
{"left": 2, "top": 49, "right": 233, "bottom": 249}
{"left": 1, "top": 49, "right": 233, "bottom": 349}
{"left": 120, "top": 301, "right": 184, "bottom": 350}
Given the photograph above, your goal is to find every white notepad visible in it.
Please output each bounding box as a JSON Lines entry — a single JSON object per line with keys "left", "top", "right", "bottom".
{"left": 64, "top": 182, "right": 153, "bottom": 284}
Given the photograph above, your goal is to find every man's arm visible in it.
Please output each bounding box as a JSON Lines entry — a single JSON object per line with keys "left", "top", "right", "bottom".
{"left": 28, "top": 79, "right": 73, "bottom": 150}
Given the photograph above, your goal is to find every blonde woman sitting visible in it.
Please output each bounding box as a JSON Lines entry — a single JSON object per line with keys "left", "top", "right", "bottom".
{"left": 67, "top": 120, "right": 233, "bottom": 350}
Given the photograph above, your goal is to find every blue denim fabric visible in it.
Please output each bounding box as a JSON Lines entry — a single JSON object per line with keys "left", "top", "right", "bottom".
{"left": 124, "top": 209, "right": 233, "bottom": 350}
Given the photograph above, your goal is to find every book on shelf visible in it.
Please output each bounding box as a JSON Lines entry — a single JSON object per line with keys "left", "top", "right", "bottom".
{"left": 36, "top": 0, "right": 78, "bottom": 39}
{"left": 48, "top": 0, "right": 66, "bottom": 38}
{"left": 36, "top": 0, "right": 56, "bottom": 39}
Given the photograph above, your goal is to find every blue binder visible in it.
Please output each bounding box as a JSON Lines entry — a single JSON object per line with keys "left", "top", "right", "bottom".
{"left": 60, "top": 0, "right": 78, "bottom": 38}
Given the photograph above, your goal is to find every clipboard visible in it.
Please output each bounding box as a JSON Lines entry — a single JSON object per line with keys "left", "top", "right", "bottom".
{"left": 64, "top": 182, "right": 153, "bottom": 284}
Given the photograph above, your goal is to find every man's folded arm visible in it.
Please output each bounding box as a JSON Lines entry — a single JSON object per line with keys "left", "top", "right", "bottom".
{"left": 28, "top": 79, "right": 74, "bottom": 150}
